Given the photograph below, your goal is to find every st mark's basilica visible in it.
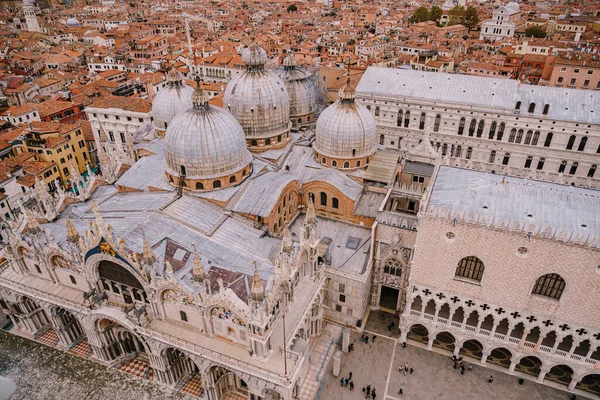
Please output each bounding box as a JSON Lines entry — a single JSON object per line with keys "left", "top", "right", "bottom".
{"left": 0, "top": 44, "right": 599, "bottom": 399}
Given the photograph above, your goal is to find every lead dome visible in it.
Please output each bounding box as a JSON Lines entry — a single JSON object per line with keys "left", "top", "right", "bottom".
{"left": 164, "top": 81, "right": 252, "bottom": 191}
{"left": 276, "top": 53, "right": 317, "bottom": 131}
{"left": 313, "top": 79, "right": 377, "bottom": 170}
{"left": 152, "top": 69, "right": 195, "bottom": 136}
{"left": 66, "top": 17, "right": 80, "bottom": 27}
{"left": 223, "top": 44, "right": 291, "bottom": 152}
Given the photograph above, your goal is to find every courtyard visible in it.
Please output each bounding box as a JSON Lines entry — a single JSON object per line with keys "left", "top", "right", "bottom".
{"left": 318, "top": 312, "right": 595, "bottom": 400}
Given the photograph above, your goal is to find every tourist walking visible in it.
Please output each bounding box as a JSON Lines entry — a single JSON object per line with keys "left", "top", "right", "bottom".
{"left": 349, "top": 372, "right": 353, "bottom": 381}
{"left": 488, "top": 375, "right": 494, "bottom": 383}
{"left": 340, "top": 378, "right": 344, "bottom": 387}
{"left": 409, "top": 367, "right": 414, "bottom": 375}
{"left": 344, "top": 378, "right": 349, "bottom": 387}
{"left": 468, "top": 363, "right": 473, "bottom": 372}
{"left": 397, "top": 388, "right": 403, "bottom": 396}
{"left": 372, "top": 335, "right": 376, "bottom": 343}
{"left": 350, "top": 381, "right": 354, "bottom": 391}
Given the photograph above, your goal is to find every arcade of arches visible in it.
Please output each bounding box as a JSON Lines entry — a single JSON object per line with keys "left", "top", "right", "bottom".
{"left": 402, "top": 291, "right": 600, "bottom": 397}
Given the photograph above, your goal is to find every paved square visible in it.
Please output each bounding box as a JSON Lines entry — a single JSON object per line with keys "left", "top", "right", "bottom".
{"left": 318, "top": 329, "right": 592, "bottom": 400}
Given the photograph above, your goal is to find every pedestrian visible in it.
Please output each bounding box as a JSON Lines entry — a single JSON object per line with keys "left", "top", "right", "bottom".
{"left": 348, "top": 344, "right": 352, "bottom": 352}
{"left": 350, "top": 381, "right": 354, "bottom": 391}
{"left": 372, "top": 335, "right": 376, "bottom": 343}
{"left": 399, "top": 365, "right": 403, "bottom": 373}
{"left": 451, "top": 355, "right": 456, "bottom": 362}
{"left": 345, "top": 378, "right": 349, "bottom": 387}
{"left": 365, "top": 336, "right": 369, "bottom": 344}
{"left": 401, "top": 342, "right": 407, "bottom": 348}
{"left": 340, "top": 378, "right": 344, "bottom": 387}
{"left": 360, "top": 335, "right": 365, "bottom": 343}
{"left": 350, "top": 343, "right": 354, "bottom": 352}
{"left": 349, "top": 372, "right": 353, "bottom": 381}
{"left": 460, "top": 366, "right": 465, "bottom": 375}
{"left": 453, "top": 361, "right": 457, "bottom": 369}
{"left": 409, "top": 367, "right": 414, "bottom": 375}
{"left": 488, "top": 375, "right": 494, "bottom": 383}
{"left": 362, "top": 387, "right": 366, "bottom": 394}
{"left": 366, "top": 385, "right": 371, "bottom": 395}
{"left": 372, "top": 388, "right": 377, "bottom": 400}
{"left": 458, "top": 356, "right": 463, "bottom": 362}
{"left": 397, "top": 388, "right": 403, "bottom": 396}
{"left": 467, "top": 363, "right": 473, "bottom": 371}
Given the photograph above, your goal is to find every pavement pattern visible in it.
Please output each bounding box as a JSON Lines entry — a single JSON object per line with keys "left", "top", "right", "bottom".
{"left": 318, "top": 323, "right": 592, "bottom": 400}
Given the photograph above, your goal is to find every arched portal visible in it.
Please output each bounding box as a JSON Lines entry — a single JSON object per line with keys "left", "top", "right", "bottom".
{"left": 433, "top": 331, "right": 456, "bottom": 353}
{"left": 262, "top": 388, "right": 284, "bottom": 400}
{"left": 158, "top": 347, "right": 200, "bottom": 389}
{"left": 545, "top": 364, "right": 573, "bottom": 386}
{"left": 95, "top": 318, "right": 147, "bottom": 362}
{"left": 515, "top": 356, "right": 542, "bottom": 377}
{"left": 459, "top": 339, "right": 484, "bottom": 359}
{"left": 207, "top": 365, "right": 248, "bottom": 399}
{"left": 51, "top": 306, "right": 84, "bottom": 347}
{"left": 487, "top": 347, "right": 511, "bottom": 368}
{"left": 407, "top": 324, "right": 429, "bottom": 344}
{"left": 98, "top": 260, "right": 147, "bottom": 305}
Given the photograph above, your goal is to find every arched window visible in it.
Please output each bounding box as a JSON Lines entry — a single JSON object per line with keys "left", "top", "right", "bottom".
{"left": 379, "top": 134, "right": 385, "bottom": 145}
{"left": 251, "top": 140, "right": 257, "bottom": 147}
{"left": 180, "top": 311, "right": 188, "bottom": 322}
{"left": 502, "top": 153, "right": 510, "bottom": 165}
{"left": 332, "top": 160, "right": 337, "bottom": 167}
{"left": 524, "top": 156, "right": 532, "bottom": 169}
{"left": 569, "top": 162, "right": 578, "bottom": 175}
{"left": 213, "top": 180, "right": 221, "bottom": 189}
{"left": 332, "top": 198, "right": 339, "bottom": 209}
{"left": 489, "top": 150, "right": 496, "bottom": 163}
{"left": 515, "top": 101, "right": 521, "bottom": 110}
{"left": 537, "top": 157, "right": 545, "bottom": 170}
{"left": 442, "top": 143, "right": 448, "bottom": 155}
{"left": 384, "top": 258, "right": 402, "bottom": 277}
{"left": 542, "top": 104, "right": 550, "bottom": 115}
{"left": 320, "top": 192, "right": 327, "bottom": 207}
{"left": 476, "top": 119, "right": 485, "bottom": 137}
{"left": 196, "top": 182, "right": 204, "bottom": 190}
{"left": 508, "top": 128, "right": 516, "bottom": 142}
{"left": 515, "top": 129, "right": 523, "bottom": 144}
{"left": 532, "top": 131, "right": 540, "bottom": 146}
{"left": 532, "top": 273, "right": 565, "bottom": 300}
{"left": 524, "top": 130, "right": 533, "bottom": 145}
{"left": 265, "top": 138, "right": 271, "bottom": 146}
{"left": 375, "top": 106, "right": 380, "bottom": 116}
{"left": 497, "top": 122, "right": 505, "bottom": 140}
{"left": 544, "top": 132, "right": 553, "bottom": 147}
{"left": 588, "top": 164, "right": 597, "bottom": 178}
{"left": 242, "top": 169, "right": 247, "bottom": 177}
{"left": 577, "top": 136, "right": 587, "bottom": 152}
{"left": 466, "top": 147, "right": 472, "bottom": 159}
{"left": 488, "top": 121, "right": 497, "bottom": 139}
{"left": 229, "top": 175, "right": 236, "bottom": 183}
{"left": 397, "top": 110, "right": 403, "bottom": 127}
{"left": 454, "top": 145, "right": 462, "bottom": 158}
{"left": 343, "top": 161, "right": 349, "bottom": 168}
{"left": 404, "top": 110, "right": 410, "bottom": 127}
{"left": 367, "top": 105, "right": 371, "bottom": 111}
{"left": 455, "top": 256, "right": 485, "bottom": 282}
{"left": 558, "top": 160, "right": 567, "bottom": 173}
{"left": 528, "top": 102, "right": 535, "bottom": 113}
{"left": 356, "top": 160, "right": 361, "bottom": 167}
{"left": 468, "top": 118, "right": 476, "bottom": 136}
{"left": 321, "top": 157, "right": 326, "bottom": 164}
{"left": 352, "top": 149, "right": 356, "bottom": 157}
{"left": 180, "top": 165, "right": 186, "bottom": 176}
{"left": 434, "top": 114, "right": 441, "bottom": 132}
{"left": 458, "top": 117, "right": 465, "bottom": 135}
{"left": 566, "top": 135, "right": 576, "bottom": 150}
{"left": 69, "top": 275, "right": 76, "bottom": 284}
{"left": 419, "top": 112, "right": 426, "bottom": 130}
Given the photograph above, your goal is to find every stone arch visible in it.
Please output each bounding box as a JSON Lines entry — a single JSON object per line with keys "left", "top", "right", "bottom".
{"left": 515, "top": 355, "right": 543, "bottom": 377}
{"left": 407, "top": 323, "right": 429, "bottom": 344}
{"left": 204, "top": 363, "right": 249, "bottom": 398}
{"left": 262, "top": 387, "right": 285, "bottom": 400}
{"left": 487, "top": 347, "right": 512, "bottom": 368}
{"left": 545, "top": 364, "right": 573, "bottom": 386}
{"left": 575, "top": 373, "right": 600, "bottom": 396}
{"left": 86, "top": 253, "right": 148, "bottom": 291}
{"left": 459, "top": 339, "right": 484, "bottom": 359}
{"left": 432, "top": 331, "right": 456, "bottom": 353}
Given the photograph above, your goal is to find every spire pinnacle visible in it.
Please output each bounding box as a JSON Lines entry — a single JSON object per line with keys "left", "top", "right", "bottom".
{"left": 192, "top": 77, "right": 210, "bottom": 110}
{"left": 141, "top": 229, "right": 157, "bottom": 265}
{"left": 250, "top": 261, "right": 264, "bottom": 301}
{"left": 66, "top": 216, "right": 80, "bottom": 243}
{"left": 191, "top": 244, "right": 206, "bottom": 281}
{"left": 282, "top": 225, "right": 293, "bottom": 253}
{"left": 306, "top": 197, "right": 316, "bottom": 224}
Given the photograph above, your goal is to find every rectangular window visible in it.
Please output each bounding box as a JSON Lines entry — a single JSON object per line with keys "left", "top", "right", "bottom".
{"left": 339, "top": 283, "right": 345, "bottom": 293}
{"left": 69, "top": 275, "right": 76, "bottom": 284}
{"left": 583, "top": 80, "right": 590, "bottom": 88}
{"left": 569, "top": 78, "right": 577, "bottom": 86}
{"left": 339, "top": 294, "right": 346, "bottom": 303}
{"left": 120, "top": 132, "right": 126, "bottom": 143}
{"left": 335, "top": 304, "right": 342, "bottom": 312}
{"left": 180, "top": 311, "right": 188, "bottom": 322}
